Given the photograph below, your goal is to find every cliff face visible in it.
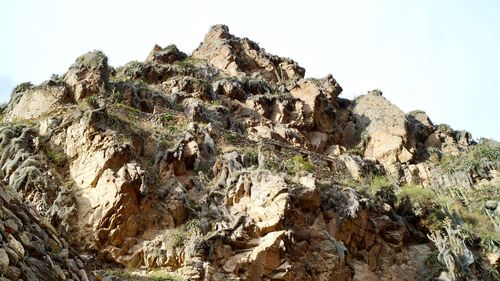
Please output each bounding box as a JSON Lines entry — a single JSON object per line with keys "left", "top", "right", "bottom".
{"left": 0, "top": 25, "right": 498, "bottom": 281}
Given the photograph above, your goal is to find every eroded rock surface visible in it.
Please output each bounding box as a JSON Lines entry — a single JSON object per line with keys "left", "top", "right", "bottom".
{"left": 0, "top": 24, "right": 497, "bottom": 281}
{"left": 193, "top": 25, "right": 305, "bottom": 83}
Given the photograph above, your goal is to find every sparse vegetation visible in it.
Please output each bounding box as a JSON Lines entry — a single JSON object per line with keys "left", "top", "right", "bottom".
{"left": 158, "top": 125, "right": 182, "bottom": 148}
{"left": 12, "top": 82, "right": 34, "bottom": 94}
{"left": 148, "top": 270, "right": 183, "bottom": 281}
{"left": 345, "top": 147, "right": 363, "bottom": 157}
{"left": 161, "top": 113, "right": 175, "bottom": 122}
{"left": 84, "top": 94, "right": 98, "bottom": 108}
{"left": 1, "top": 24, "right": 498, "bottom": 281}
{"left": 44, "top": 146, "right": 66, "bottom": 167}
{"left": 225, "top": 133, "right": 241, "bottom": 143}
{"left": 186, "top": 218, "right": 202, "bottom": 235}
{"left": 170, "top": 229, "right": 186, "bottom": 248}
{"left": 366, "top": 175, "right": 392, "bottom": 196}
{"left": 104, "top": 269, "right": 183, "bottom": 281}
{"left": 339, "top": 178, "right": 359, "bottom": 188}
{"left": 438, "top": 139, "right": 499, "bottom": 176}
{"left": 287, "top": 154, "right": 314, "bottom": 174}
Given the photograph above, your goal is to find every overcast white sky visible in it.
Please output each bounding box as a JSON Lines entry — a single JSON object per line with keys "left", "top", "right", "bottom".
{"left": 1, "top": 0, "right": 499, "bottom": 139}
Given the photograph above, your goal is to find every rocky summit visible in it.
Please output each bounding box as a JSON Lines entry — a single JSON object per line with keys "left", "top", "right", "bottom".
{"left": 0, "top": 25, "right": 498, "bottom": 281}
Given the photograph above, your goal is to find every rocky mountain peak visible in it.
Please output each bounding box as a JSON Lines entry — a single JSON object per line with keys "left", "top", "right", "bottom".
{"left": 0, "top": 25, "right": 498, "bottom": 281}
{"left": 193, "top": 25, "right": 305, "bottom": 83}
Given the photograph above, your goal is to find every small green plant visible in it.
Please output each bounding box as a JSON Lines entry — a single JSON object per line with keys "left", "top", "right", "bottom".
{"left": 149, "top": 270, "right": 183, "bottom": 281}
{"left": 165, "top": 125, "right": 181, "bottom": 136}
{"left": 211, "top": 100, "right": 223, "bottom": 107}
{"left": 186, "top": 218, "right": 202, "bottom": 235}
{"left": 225, "top": 133, "right": 241, "bottom": 143}
{"left": 340, "top": 178, "right": 359, "bottom": 188}
{"left": 345, "top": 147, "right": 363, "bottom": 157}
{"left": 170, "top": 229, "right": 186, "bottom": 248}
{"left": 366, "top": 175, "right": 392, "bottom": 196}
{"left": 287, "top": 154, "right": 314, "bottom": 174}
{"left": 241, "top": 147, "right": 259, "bottom": 164}
{"left": 115, "top": 103, "right": 141, "bottom": 120}
{"left": 84, "top": 95, "right": 98, "bottom": 108}
{"left": 161, "top": 113, "right": 175, "bottom": 122}
{"left": 44, "top": 147, "right": 66, "bottom": 167}
{"left": 397, "top": 184, "right": 437, "bottom": 216}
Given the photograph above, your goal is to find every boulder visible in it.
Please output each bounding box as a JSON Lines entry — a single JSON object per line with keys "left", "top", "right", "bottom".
{"left": 213, "top": 78, "right": 246, "bottom": 101}
{"left": 145, "top": 44, "right": 187, "bottom": 64}
{"left": 290, "top": 75, "right": 342, "bottom": 133}
{"left": 406, "top": 110, "right": 435, "bottom": 143}
{"left": 64, "top": 50, "right": 109, "bottom": 101}
{"left": 307, "top": 131, "right": 328, "bottom": 152}
{"left": 352, "top": 90, "right": 415, "bottom": 167}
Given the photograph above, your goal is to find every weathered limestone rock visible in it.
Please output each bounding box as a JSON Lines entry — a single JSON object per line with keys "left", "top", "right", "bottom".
{"left": 222, "top": 231, "right": 285, "bottom": 279}
{"left": 245, "top": 93, "right": 304, "bottom": 126}
{"left": 193, "top": 25, "right": 305, "bottom": 83}
{"left": 0, "top": 249, "right": 8, "bottom": 274}
{"left": 339, "top": 154, "right": 369, "bottom": 181}
{"left": 6, "top": 86, "right": 70, "bottom": 121}
{"left": 213, "top": 78, "right": 246, "bottom": 101}
{"left": 0, "top": 24, "right": 497, "bottom": 281}
{"left": 307, "top": 131, "right": 328, "bottom": 152}
{"left": 325, "top": 144, "right": 345, "bottom": 157}
{"left": 352, "top": 90, "right": 415, "bottom": 170}
{"left": 64, "top": 51, "right": 109, "bottom": 101}
{"left": 290, "top": 75, "right": 342, "bottom": 133}
{"left": 402, "top": 162, "right": 473, "bottom": 188}
{"left": 407, "top": 110, "right": 435, "bottom": 143}
{"left": 232, "top": 171, "right": 288, "bottom": 234}
{"left": 249, "top": 124, "right": 310, "bottom": 148}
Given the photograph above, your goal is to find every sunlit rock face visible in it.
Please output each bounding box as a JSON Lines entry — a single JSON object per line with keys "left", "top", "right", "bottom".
{"left": 0, "top": 24, "right": 497, "bottom": 281}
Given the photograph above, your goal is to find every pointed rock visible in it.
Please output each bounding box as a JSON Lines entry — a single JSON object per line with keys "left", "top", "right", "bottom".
{"left": 192, "top": 25, "right": 305, "bottom": 82}
{"left": 145, "top": 44, "right": 187, "bottom": 64}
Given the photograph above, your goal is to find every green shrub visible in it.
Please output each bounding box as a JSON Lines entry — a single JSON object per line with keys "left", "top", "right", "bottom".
{"left": 367, "top": 175, "right": 392, "bottom": 195}
{"left": 158, "top": 124, "right": 182, "bottom": 148}
{"left": 84, "top": 95, "right": 98, "bottom": 108}
{"left": 225, "top": 133, "right": 241, "bottom": 143}
{"left": 149, "top": 270, "right": 183, "bottom": 281}
{"left": 44, "top": 147, "right": 66, "bottom": 167}
{"left": 398, "top": 184, "right": 436, "bottom": 204}
{"left": 345, "top": 147, "right": 363, "bottom": 156}
{"left": 161, "top": 113, "right": 175, "bottom": 122}
{"left": 397, "top": 184, "right": 437, "bottom": 216}
{"left": 340, "top": 178, "right": 359, "bottom": 188}
{"left": 287, "top": 154, "right": 314, "bottom": 174}
{"left": 170, "top": 229, "right": 186, "bottom": 248}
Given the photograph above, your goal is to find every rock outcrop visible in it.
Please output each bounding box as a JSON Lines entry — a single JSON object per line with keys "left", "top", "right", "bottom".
{"left": 0, "top": 190, "right": 90, "bottom": 281}
{"left": 0, "top": 24, "right": 497, "bottom": 281}
{"left": 64, "top": 51, "right": 110, "bottom": 102}
{"left": 352, "top": 90, "right": 415, "bottom": 166}
{"left": 193, "top": 25, "right": 305, "bottom": 83}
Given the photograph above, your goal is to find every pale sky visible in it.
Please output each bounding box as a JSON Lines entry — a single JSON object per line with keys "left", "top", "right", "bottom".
{"left": 1, "top": 0, "right": 499, "bottom": 140}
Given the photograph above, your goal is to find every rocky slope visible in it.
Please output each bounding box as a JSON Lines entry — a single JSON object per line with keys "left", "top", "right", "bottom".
{"left": 0, "top": 25, "right": 498, "bottom": 281}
